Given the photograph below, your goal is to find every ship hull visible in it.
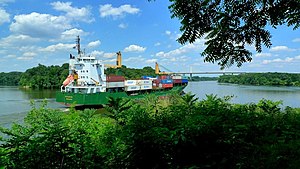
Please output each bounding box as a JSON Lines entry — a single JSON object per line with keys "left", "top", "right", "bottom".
{"left": 56, "top": 85, "right": 186, "bottom": 106}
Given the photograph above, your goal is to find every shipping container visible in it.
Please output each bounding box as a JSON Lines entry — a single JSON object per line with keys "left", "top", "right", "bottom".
{"left": 125, "top": 85, "right": 140, "bottom": 91}
{"left": 106, "top": 75, "right": 125, "bottom": 82}
{"left": 106, "top": 81, "right": 125, "bottom": 88}
{"left": 162, "top": 83, "right": 173, "bottom": 88}
{"left": 161, "top": 79, "right": 173, "bottom": 84}
{"left": 140, "top": 85, "right": 152, "bottom": 90}
{"left": 137, "top": 80, "right": 152, "bottom": 85}
{"left": 173, "top": 79, "right": 182, "bottom": 84}
{"left": 125, "top": 80, "right": 137, "bottom": 86}
{"left": 159, "top": 75, "right": 170, "bottom": 79}
{"left": 141, "top": 76, "right": 153, "bottom": 79}
{"left": 182, "top": 79, "right": 188, "bottom": 83}
{"left": 159, "top": 75, "right": 171, "bottom": 79}
{"left": 171, "top": 75, "right": 182, "bottom": 79}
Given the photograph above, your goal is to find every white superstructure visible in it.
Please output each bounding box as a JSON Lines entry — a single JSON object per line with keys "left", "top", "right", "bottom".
{"left": 61, "top": 36, "right": 106, "bottom": 94}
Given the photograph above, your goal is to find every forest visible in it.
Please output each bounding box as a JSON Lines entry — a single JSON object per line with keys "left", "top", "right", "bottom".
{"left": 0, "top": 72, "right": 22, "bottom": 86}
{"left": 105, "top": 65, "right": 157, "bottom": 79}
{"left": 218, "top": 73, "right": 300, "bottom": 86}
{"left": 191, "top": 76, "right": 218, "bottom": 81}
{"left": 2, "top": 94, "right": 300, "bottom": 168}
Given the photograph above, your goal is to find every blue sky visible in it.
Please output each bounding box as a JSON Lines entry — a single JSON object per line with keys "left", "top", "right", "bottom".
{"left": 0, "top": 0, "right": 300, "bottom": 73}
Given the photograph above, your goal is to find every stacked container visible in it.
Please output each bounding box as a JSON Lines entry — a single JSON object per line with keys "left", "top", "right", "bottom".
{"left": 124, "top": 79, "right": 153, "bottom": 91}
{"left": 152, "top": 79, "right": 160, "bottom": 88}
{"left": 160, "top": 79, "right": 173, "bottom": 88}
{"left": 125, "top": 80, "right": 140, "bottom": 91}
{"left": 106, "top": 75, "right": 125, "bottom": 88}
{"left": 138, "top": 79, "right": 152, "bottom": 90}
{"left": 172, "top": 75, "right": 183, "bottom": 85}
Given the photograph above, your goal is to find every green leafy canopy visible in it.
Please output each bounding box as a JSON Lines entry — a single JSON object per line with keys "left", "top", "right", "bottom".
{"left": 158, "top": 0, "right": 300, "bottom": 69}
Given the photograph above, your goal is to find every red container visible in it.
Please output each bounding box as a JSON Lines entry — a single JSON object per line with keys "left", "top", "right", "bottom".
{"left": 162, "top": 83, "right": 173, "bottom": 88}
{"left": 159, "top": 75, "right": 170, "bottom": 80}
{"left": 173, "top": 79, "right": 182, "bottom": 84}
{"left": 106, "top": 75, "right": 125, "bottom": 82}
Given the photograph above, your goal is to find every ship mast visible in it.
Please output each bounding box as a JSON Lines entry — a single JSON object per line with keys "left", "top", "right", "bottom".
{"left": 76, "top": 35, "right": 81, "bottom": 55}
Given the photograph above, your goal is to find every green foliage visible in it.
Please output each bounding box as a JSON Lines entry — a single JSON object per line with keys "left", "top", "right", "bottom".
{"left": 106, "top": 65, "right": 156, "bottom": 79}
{"left": 19, "top": 63, "right": 69, "bottom": 89}
{"left": 191, "top": 76, "right": 218, "bottom": 81}
{"left": 2, "top": 95, "right": 300, "bottom": 168}
{"left": 0, "top": 72, "right": 22, "bottom": 86}
{"left": 168, "top": 0, "right": 300, "bottom": 69}
{"left": 218, "top": 73, "right": 300, "bottom": 86}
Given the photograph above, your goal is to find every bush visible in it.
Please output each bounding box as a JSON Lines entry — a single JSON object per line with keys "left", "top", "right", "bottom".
{"left": 2, "top": 95, "right": 300, "bottom": 168}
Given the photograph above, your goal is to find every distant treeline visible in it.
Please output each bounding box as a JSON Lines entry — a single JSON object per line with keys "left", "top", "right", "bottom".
{"left": 19, "top": 64, "right": 70, "bottom": 89}
{"left": 106, "top": 66, "right": 157, "bottom": 79}
{"left": 191, "top": 76, "right": 218, "bottom": 81}
{"left": 0, "top": 64, "right": 69, "bottom": 88}
{"left": 0, "top": 72, "right": 22, "bottom": 86}
{"left": 218, "top": 73, "right": 300, "bottom": 86}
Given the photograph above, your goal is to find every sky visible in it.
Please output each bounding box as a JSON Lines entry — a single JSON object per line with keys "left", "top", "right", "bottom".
{"left": 0, "top": 0, "right": 300, "bottom": 73}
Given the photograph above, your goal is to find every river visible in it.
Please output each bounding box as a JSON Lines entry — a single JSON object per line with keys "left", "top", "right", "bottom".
{"left": 1, "top": 81, "right": 300, "bottom": 127}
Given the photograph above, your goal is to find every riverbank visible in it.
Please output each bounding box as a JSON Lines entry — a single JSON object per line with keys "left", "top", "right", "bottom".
{"left": 218, "top": 72, "right": 300, "bottom": 86}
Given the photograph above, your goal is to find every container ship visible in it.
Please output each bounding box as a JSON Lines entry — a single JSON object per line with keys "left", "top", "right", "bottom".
{"left": 56, "top": 36, "right": 188, "bottom": 106}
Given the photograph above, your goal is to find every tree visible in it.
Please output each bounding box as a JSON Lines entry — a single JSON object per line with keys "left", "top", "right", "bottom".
{"left": 168, "top": 0, "right": 300, "bottom": 69}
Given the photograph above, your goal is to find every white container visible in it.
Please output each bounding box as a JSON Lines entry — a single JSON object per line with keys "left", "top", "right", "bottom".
{"left": 125, "top": 85, "right": 140, "bottom": 91}
{"left": 106, "top": 82, "right": 125, "bottom": 88}
{"left": 137, "top": 80, "right": 152, "bottom": 85}
{"left": 140, "top": 85, "right": 152, "bottom": 90}
{"left": 171, "top": 75, "right": 182, "bottom": 79}
{"left": 125, "top": 80, "right": 137, "bottom": 86}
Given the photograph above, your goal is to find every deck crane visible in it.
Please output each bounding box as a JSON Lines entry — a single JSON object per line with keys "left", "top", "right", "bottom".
{"left": 104, "top": 51, "right": 122, "bottom": 68}
{"left": 155, "top": 62, "right": 174, "bottom": 75}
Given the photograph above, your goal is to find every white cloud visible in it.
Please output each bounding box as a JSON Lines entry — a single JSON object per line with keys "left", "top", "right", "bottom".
{"left": 90, "top": 50, "right": 104, "bottom": 57}
{"left": 87, "top": 40, "right": 101, "bottom": 48}
{"left": 0, "top": 8, "right": 9, "bottom": 25}
{"left": 99, "top": 4, "right": 140, "bottom": 18}
{"left": 156, "top": 39, "right": 205, "bottom": 58}
{"left": 0, "top": 35, "right": 40, "bottom": 47}
{"left": 255, "top": 53, "right": 271, "bottom": 57}
{"left": 10, "top": 12, "right": 71, "bottom": 38}
{"left": 292, "top": 38, "right": 300, "bottom": 42}
{"left": 60, "top": 28, "right": 86, "bottom": 40}
{"left": 262, "top": 57, "right": 295, "bottom": 64}
{"left": 39, "top": 43, "right": 75, "bottom": 52}
{"left": 270, "top": 46, "right": 295, "bottom": 52}
{"left": 154, "top": 42, "right": 161, "bottom": 46}
{"left": 103, "top": 52, "right": 116, "bottom": 58}
{"left": 124, "top": 44, "right": 146, "bottom": 52}
{"left": 51, "top": 1, "right": 94, "bottom": 23}
{"left": 3, "top": 54, "right": 16, "bottom": 58}
{"left": 145, "top": 59, "right": 157, "bottom": 63}
{"left": 118, "top": 23, "right": 127, "bottom": 29}
{"left": 124, "top": 56, "right": 145, "bottom": 62}
{"left": 165, "top": 30, "right": 171, "bottom": 35}
{"left": 17, "top": 52, "right": 37, "bottom": 60}
{"left": 0, "top": 0, "right": 14, "bottom": 4}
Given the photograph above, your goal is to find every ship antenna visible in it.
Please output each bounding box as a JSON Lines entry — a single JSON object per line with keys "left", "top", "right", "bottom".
{"left": 76, "top": 35, "right": 81, "bottom": 55}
